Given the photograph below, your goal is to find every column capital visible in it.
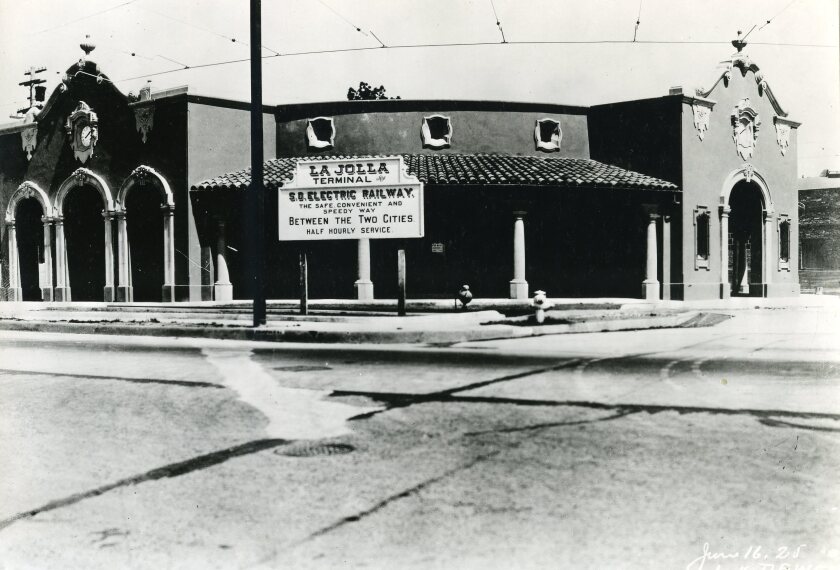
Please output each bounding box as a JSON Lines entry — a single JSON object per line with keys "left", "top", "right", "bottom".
{"left": 512, "top": 210, "right": 527, "bottom": 218}
{"left": 161, "top": 204, "right": 175, "bottom": 214}
{"left": 114, "top": 210, "right": 127, "bottom": 220}
{"left": 101, "top": 210, "right": 115, "bottom": 221}
{"left": 6, "top": 220, "right": 15, "bottom": 229}
{"left": 40, "top": 216, "right": 53, "bottom": 225}
{"left": 719, "top": 205, "right": 731, "bottom": 217}
{"left": 54, "top": 215, "right": 64, "bottom": 224}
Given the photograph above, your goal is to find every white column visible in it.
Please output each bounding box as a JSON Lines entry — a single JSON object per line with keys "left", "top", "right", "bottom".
{"left": 719, "top": 206, "right": 730, "bottom": 299}
{"left": 54, "top": 217, "right": 70, "bottom": 301}
{"left": 509, "top": 211, "right": 528, "bottom": 299}
{"left": 662, "top": 214, "right": 671, "bottom": 301}
{"left": 41, "top": 217, "right": 53, "bottom": 301}
{"left": 102, "top": 212, "right": 115, "bottom": 301}
{"left": 115, "top": 211, "right": 132, "bottom": 302}
{"left": 355, "top": 238, "right": 374, "bottom": 300}
{"left": 162, "top": 205, "right": 175, "bottom": 302}
{"left": 763, "top": 210, "right": 774, "bottom": 296}
{"left": 214, "top": 219, "right": 233, "bottom": 302}
{"left": 642, "top": 213, "right": 660, "bottom": 301}
{"left": 7, "top": 222, "right": 21, "bottom": 302}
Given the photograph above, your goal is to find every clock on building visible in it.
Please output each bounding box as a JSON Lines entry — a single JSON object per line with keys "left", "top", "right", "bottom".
{"left": 65, "top": 101, "right": 99, "bottom": 163}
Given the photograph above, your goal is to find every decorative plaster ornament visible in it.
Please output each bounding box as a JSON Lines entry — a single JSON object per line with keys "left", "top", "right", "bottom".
{"left": 731, "top": 98, "right": 760, "bottom": 160}
{"left": 774, "top": 117, "right": 791, "bottom": 156}
{"left": 742, "top": 163, "right": 755, "bottom": 184}
{"left": 692, "top": 104, "right": 711, "bottom": 141}
{"left": 135, "top": 107, "right": 154, "bottom": 144}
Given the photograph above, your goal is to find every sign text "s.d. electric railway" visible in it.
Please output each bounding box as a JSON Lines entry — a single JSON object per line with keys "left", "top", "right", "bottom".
{"left": 278, "top": 156, "right": 424, "bottom": 241}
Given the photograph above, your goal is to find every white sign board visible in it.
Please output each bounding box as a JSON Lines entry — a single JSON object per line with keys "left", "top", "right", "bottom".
{"left": 279, "top": 156, "right": 424, "bottom": 241}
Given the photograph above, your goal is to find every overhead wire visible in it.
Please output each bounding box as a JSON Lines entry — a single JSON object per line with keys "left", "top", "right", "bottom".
{"left": 759, "top": 0, "right": 802, "bottom": 31}
{"left": 314, "top": 0, "right": 386, "bottom": 48}
{"left": 109, "top": 38, "right": 837, "bottom": 83}
{"left": 28, "top": 0, "right": 140, "bottom": 36}
{"left": 488, "top": 0, "right": 507, "bottom": 43}
{"left": 633, "top": 0, "right": 643, "bottom": 42}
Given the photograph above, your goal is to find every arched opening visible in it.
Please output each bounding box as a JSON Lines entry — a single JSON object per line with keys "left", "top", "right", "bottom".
{"left": 15, "top": 198, "right": 45, "bottom": 301}
{"left": 728, "top": 180, "right": 764, "bottom": 296}
{"left": 64, "top": 185, "right": 106, "bottom": 301}
{"left": 125, "top": 189, "right": 164, "bottom": 301}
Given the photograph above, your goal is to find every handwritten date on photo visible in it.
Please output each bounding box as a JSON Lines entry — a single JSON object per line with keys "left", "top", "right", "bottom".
{"left": 686, "top": 543, "right": 834, "bottom": 570}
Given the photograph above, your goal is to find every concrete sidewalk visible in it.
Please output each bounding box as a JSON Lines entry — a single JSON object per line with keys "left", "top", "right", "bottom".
{"left": 0, "top": 295, "right": 833, "bottom": 343}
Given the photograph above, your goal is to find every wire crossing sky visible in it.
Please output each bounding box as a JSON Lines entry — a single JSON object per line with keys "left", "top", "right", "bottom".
{"left": 0, "top": 0, "right": 837, "bottom": 175}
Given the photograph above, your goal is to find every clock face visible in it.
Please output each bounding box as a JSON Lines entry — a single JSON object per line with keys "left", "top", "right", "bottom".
{"left": 80, "top": 125, "right": 92, "bottom": 148}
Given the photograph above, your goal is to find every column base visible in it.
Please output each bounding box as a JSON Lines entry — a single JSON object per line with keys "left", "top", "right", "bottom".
{"left": 7, "top": 288, "right": 22, "bottom": 302}
{"left": 41, "top": 288, "right": 54, "bottom": 302}
{"left": 214, "top": 283, "right": 233, "bottom": 302}
{"left": 55, "top": 287, "right": 71, "bottom": 302}
{"left": 116, "top": 286, "right": 133, "bottom": 303}
{"left": 355, "top": 279, "right": 374, "bottom": 300}
{"left": 509, "top": 279, "right": 529, "bottom": 300}
{"left": 103, "top": 286, "right": 115, "bottom": 303}
{"left": 642, "top": 279, "right": 660, "bottom": 301}
{"left": 161, "top": 284, "right": 176, "bottom": 302}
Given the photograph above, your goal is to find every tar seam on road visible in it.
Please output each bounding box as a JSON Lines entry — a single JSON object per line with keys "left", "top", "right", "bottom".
{"left": 299, "top": 449, "right": 503, "bottom": 545}
{"left": 0, "top": 438, "right": 290, "bottom": 532}
{"left": 342, "top": 358, "right": 581, "bottom": 421}
{"left": 463, "top": 409, "right": 639, "bottom": 436}
{"left": 0, "top": 368, "right": 225, "bottom": 389}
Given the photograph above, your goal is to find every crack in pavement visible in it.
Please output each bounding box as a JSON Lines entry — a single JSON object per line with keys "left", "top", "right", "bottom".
{"left": 298, "top": 449, "right": 502, "bottom": 545}
{"left": 463, "top": 409, "right": 639, "bottom": 436}
{"left": 331, "top": 389, "right": 840, "bottom": 422}
{"left": 342, "top": 358, "right": 581, "bottom": 421}
{"left": 0, "top": 368, "right": 224, "bottom": 389}
{"left": 0, "top": 438, "right": 291, "bottom": 532}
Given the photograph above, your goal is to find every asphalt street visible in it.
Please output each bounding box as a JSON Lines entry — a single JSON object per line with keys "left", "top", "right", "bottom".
{"left": 0, "top": 307, "right": 839, "bottom": 569}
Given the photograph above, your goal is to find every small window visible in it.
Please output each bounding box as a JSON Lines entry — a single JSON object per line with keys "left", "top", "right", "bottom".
{"left": 778, "top": 215, "right": 791, "bottom": 270}
{"left": 306, "top": 117, "right": 335, "bottom": 151}
{"left": 534, "top": 118, "right": 562, "bottom": 152}
{"left": 694, "top": 207, "right": 710, "bottom": 270}
{"left": 421, "top": 115, "right": 452, "bottom": 149}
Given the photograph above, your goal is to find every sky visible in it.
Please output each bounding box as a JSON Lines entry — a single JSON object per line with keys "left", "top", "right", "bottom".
{"left": 1, "top": 0, "right": 837, "bottom": 175}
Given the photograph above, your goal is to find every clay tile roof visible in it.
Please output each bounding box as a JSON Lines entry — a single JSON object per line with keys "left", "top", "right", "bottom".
{"left": 191, "top": 153, "right": 679, "bottom": 192}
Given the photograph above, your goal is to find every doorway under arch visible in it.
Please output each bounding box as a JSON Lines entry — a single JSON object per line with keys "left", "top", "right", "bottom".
{"left": 64, "top": 185, "right": 106, "bottom": 301}
{"left": 125, "top": 189, "right": 164, "bottom": 301}
{"left": 727, "top": 180, "right": 766, "bottom": 297}
{"left": 15, "top": 199, "right": 45, "bottom": 301}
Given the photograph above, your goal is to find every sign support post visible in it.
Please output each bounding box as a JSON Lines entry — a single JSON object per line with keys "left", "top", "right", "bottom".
{"left": 299, "top": 253, "right": 308, "bottom": 315}
{"left": 397, "top": 249, "right": 406, "bottom": 316}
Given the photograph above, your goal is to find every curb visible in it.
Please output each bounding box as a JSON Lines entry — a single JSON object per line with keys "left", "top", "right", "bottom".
{"left": 0, "top": 310, "right": 715, "bottom": 344}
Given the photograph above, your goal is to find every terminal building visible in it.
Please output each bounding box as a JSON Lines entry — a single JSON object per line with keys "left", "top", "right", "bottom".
{"left": 0, "top": 41, "right": 801, "bottom": 303}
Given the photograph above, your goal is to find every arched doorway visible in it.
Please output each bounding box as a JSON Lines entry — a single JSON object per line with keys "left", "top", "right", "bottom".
{"left": 64, "top": 185, "right": 106, "bottom": 301}
{"left": 728, "top": 181, "right": 764, "bottom": 296}
{"left": 115, "top": 166, "right": 176, "bottom": 302}
{"left": 15, "top": 199, "right": 45, "bottom": 301}
{"left": 125, "top": 189, "right": 164, "bottom": 301}
{"left": 5, "top": 182, "right": 53, "bottom": 302}
{"left": 720, "top": 167, "right": 774, "bottom": 299}
{"left": 53, "top": 168, "right": 116, "bottom": 302}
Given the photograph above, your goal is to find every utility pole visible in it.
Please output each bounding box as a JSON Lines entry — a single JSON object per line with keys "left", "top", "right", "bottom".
{"left": 250, "top": 0, "right": 267, "bottom": 326}
{"left": 11, "top": 66, "right": 47, "bottom": 119}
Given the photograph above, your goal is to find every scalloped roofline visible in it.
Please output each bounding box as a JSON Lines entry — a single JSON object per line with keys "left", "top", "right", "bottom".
{"left": 695, "top": 50, "right": 793, "bottom": 120}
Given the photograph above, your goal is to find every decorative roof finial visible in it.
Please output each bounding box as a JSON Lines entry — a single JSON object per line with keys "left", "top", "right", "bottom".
{"left": 80, "top": 34, "right": 96, "bottom": 57}
{"left": 732, "top": 30, "right": 747, "bottom": 53}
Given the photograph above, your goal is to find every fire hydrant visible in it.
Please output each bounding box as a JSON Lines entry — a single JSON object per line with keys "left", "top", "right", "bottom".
{"left": 456, "top": 284, "right": 473, "bottom": 309}
{"left": 531, "top": 290, "right": 553, "bottom": 324}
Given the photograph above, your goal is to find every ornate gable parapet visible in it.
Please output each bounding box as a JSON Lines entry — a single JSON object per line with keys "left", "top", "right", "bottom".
{"left": 695, "top": 45, "right": 793, "bottom": 120}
